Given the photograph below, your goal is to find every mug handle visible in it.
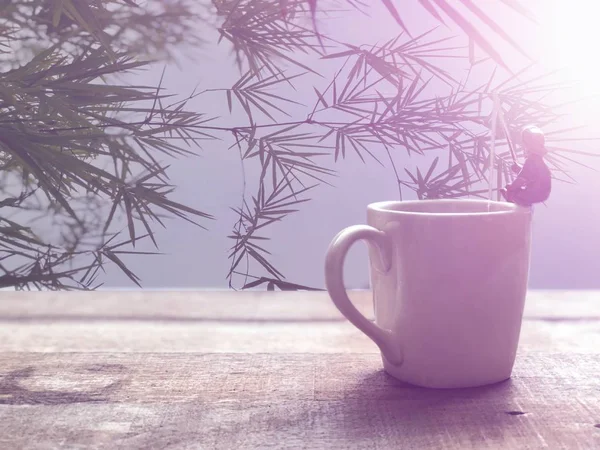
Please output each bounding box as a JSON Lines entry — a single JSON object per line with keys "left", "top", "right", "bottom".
{"left": 324, "top": 225, "right": 403, "bottom": 365}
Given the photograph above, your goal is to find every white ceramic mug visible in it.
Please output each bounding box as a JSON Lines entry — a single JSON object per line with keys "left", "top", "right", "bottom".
{"left": 324, "top": 199, "right": 532, "bottom": 389}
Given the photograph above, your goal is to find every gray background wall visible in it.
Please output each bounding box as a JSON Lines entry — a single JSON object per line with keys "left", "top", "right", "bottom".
{"left": 100, "top": 0, "right": 600, "bottom": 290}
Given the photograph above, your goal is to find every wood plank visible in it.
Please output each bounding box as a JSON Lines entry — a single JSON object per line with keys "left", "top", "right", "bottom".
{"left": 1, "top": 352, "right": 596, "bottom": 402}
{"left": 0, "top": 320, "right": 598, "bottom": 354}
{"left": 3, "top": 399, "right": 599, "bottom": 450}
{"left": 1, "top": 291, "right": 599, "bottom": 321}
{"left": 0, "top": 353, "right": 599, "bottom": 449}
{"left": 0, "top": 290, "right": 372, "bottom": 322}
{"left": 0, "top": 291, "right": 598, "bottom": 448}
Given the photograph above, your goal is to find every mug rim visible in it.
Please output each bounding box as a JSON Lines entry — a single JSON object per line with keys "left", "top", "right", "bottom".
{"left": 368, "top": 199, "right": 529, "bottom": 217}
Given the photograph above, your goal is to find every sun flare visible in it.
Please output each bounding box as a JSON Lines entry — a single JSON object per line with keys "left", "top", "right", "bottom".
{"left": 541, "top": 1, "right": 600, "bottom": 95}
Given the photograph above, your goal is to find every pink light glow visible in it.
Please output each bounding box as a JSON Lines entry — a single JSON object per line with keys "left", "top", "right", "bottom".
{"left": 540, "top": 1, "right": 600, "bottom": 95}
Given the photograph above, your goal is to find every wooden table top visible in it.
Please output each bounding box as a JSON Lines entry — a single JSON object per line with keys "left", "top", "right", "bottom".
{"left": 0, "top": 290, "right": 599, "bottom": 449}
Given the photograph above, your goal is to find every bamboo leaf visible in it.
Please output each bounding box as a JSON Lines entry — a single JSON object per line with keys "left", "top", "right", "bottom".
{"left": 381, "top": 0, "right": 412, "bottom": 34}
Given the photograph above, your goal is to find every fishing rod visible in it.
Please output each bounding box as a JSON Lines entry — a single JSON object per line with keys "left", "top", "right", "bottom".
{"left": 498, "top": 107, "right": 517, "bottom": 163}
{"left": 488, "top": 92, "right": 517, "bottom": 201}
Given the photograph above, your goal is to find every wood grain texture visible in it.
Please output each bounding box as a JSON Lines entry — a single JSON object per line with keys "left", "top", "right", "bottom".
{"left": 0, "top": 291, "right": 599, "bottom": 449}
{"left": 0, "top": 320, "right": 598, "bottom": 354}
{"left": 0, "top": 353, "right": 599, "bottom": 449}
{"left": 1, "top": 290, "right": 599, "bottom": 321}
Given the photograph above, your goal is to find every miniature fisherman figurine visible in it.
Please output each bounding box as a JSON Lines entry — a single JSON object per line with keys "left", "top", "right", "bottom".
{"left": 500, "top": 125, "right": 552, "bottom": 207}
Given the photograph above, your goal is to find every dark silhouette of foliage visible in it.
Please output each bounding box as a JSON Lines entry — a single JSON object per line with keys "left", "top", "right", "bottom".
{"left": 0, "top": 1, "right": 595, "bottom": 290}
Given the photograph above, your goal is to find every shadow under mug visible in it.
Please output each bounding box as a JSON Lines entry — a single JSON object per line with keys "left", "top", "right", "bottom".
{"left": 324, "top": 199, "right": 532, "bottom": 389}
